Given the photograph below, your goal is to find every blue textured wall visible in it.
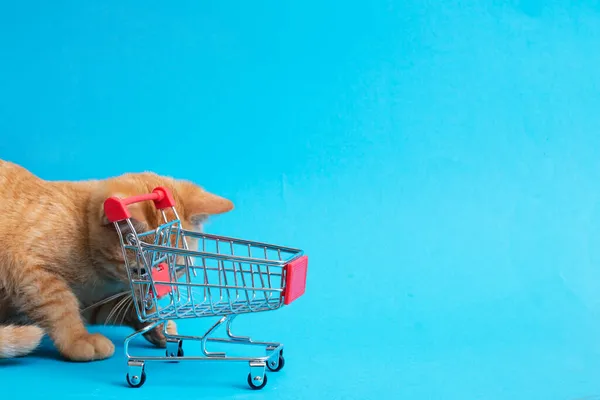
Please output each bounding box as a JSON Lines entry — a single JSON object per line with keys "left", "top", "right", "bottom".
{"left": 3, "top": 1, "right": 600, "bottom": 398}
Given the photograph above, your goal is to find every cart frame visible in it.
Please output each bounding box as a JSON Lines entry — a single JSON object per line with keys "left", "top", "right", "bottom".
{"left": 103, "top": 187, "right": 308, "bottom": 389}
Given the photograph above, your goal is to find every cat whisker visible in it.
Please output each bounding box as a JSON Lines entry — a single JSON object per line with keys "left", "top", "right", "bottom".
{"left": 115, "top": 295, "right": 131, "bottom": 327}
{"left": 104, "top": 302, "right": 120, "bottom": 326}
{"left": 81, "top": 291, "right": 129, "bottom": 313}
{"left": 112, "top": 296, "right": 132, "bottom": 325}
{"left": 105, "top": 295, "right": 130, "bottom": 326}
{"left": 119, "top": 297, "right": 134, "bottom": 327}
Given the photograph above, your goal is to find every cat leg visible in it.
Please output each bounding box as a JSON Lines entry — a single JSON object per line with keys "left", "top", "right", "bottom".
{"left": 138, "top": 319, "right": 178, "bottom": 348}
{"left": 12, "top": 266, "right": 114, "bottom": 361}
{"left": 120, "top": 305, "right": 178, "bottom": 348}
{"left": 130, "top": 302, "right": 178, "bottom": 347}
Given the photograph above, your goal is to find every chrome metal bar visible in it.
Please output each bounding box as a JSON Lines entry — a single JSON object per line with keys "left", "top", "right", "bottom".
{"left": 181, "top": 230, "right": 302, "bottom": 253}
{"left": 135, "top": 243, "right": 301, "bottom": 266}
{"left": 132, "top": 279, "right": 283, "bottom": 292}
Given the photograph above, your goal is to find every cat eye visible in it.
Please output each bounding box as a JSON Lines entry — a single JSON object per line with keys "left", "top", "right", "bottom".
{"left": 131, "top": 267, "right": 147, "bottom": 275}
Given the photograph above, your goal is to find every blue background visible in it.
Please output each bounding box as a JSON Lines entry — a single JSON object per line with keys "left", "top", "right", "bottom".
{"left": 2, "top": 1, "right": 600, "bottom": 399}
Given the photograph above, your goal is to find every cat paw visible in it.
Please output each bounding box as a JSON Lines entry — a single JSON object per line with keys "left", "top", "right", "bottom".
{"left": 143, "top": 320, "right": 177, "bottom": 348}
{"left": 61, "top": 333, "right": 115, "bottom": 361}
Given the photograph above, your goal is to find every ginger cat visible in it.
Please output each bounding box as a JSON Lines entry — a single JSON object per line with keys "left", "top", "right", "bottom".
{"left": 0, "top": 160, "right": 233, "bottom": 361}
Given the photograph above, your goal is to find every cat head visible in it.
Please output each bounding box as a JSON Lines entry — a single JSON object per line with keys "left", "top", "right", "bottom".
{"left": 87, "top": 172, "right": 233, "bottom": 281}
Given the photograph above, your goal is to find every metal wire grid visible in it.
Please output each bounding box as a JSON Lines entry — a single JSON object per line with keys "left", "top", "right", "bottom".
{"left": 118, "top": 217, "right": 302, "bottom": 323}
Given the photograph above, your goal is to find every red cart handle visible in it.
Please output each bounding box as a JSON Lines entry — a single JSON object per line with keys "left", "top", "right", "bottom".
{"left": 104, "top": 186, "right": 176, "bottom": 223}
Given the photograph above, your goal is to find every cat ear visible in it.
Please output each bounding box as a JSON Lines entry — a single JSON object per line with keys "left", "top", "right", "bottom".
{"left": 100, "top": 194, "right": 149, "bottom": 232}
{"left": 179, "top": 184, "right": 234, "bottom": 224}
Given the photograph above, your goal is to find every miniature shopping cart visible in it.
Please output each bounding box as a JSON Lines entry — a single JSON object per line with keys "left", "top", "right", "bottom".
{"left": 103, "top": 187, "right": 308, "bottom": 389}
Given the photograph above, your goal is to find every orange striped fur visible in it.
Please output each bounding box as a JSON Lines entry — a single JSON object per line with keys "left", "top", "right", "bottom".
{"left": 0, "top": 160, "right": 233, "bottom": 361}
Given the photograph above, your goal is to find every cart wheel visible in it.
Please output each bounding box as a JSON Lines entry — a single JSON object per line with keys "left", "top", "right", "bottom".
{"left": 247, "top": 372, "right": 268, "bottom": 390}
{"left": 267, "top": 354, "right": 285, "bottom": 372}
{"left": 166, "top": 340, "right": 184, "bottom": 357}
{"left": 126, "top": 370, "right": 147, "bottom": 388}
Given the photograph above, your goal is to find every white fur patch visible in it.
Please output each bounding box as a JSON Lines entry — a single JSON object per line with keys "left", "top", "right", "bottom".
{"left": 0, "top": 325, "right": 44, "bottom": 358}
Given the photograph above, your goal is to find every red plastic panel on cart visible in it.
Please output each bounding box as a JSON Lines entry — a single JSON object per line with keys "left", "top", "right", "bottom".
{"left": 283, "top": 255, "right": 308, "bottom": 305}
{"left": 151, "top": 262, "right": 173, "bottom": 298}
